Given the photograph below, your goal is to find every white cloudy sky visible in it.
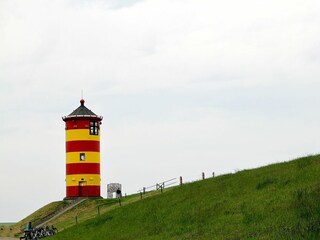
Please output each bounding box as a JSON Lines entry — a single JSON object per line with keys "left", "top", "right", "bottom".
{"left": 1, "top": 0, "right": 320, "bottom": 222}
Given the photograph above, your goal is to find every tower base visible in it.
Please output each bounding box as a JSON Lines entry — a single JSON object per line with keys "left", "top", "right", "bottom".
{"left": 63, "top": 196, "right": 103, "bottom": 201}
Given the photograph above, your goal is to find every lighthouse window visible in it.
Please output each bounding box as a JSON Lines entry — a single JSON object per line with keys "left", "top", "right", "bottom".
{"left": 80, "top": 153, "right": 85, "bottom": 161}
{"left": 89, "top": 121, "right": 99, "bottom": 135}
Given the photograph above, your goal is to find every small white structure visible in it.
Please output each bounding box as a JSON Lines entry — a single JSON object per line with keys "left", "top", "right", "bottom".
{"left": 107, "top": 183, "right": 122, "bottom": 199}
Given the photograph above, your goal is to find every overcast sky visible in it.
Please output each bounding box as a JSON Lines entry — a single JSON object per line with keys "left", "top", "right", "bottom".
{"left": 1, "top": 0, "right": 320, "bottom": 222}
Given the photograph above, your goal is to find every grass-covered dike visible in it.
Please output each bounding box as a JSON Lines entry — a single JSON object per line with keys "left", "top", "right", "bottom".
{"left": 47, "top": 155, "right": 320, "bottom": 239}
{"left": 3, "top": 155, "right": 319, "bottom": 239}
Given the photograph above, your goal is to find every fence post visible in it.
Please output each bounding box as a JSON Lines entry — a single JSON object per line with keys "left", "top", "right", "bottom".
{"left": 97, "top": 206, "right": 100, "bottom": 217}
{"left": 212, "top": 172, "right": 215, "bottom": 178}
{"left": 140, "top": 192, "right": 143, "bottom": 200}
{"left": 180, "top": 176, "right": 183, "bottom": 185}
{"left": 75, "top": 215, "right": 78, "bottom": 225}
{"left": 202, "top": 172, "right": 205, "bottom": 180}
{"left": 143, "top": 187, "right": 146, "bottom": 194}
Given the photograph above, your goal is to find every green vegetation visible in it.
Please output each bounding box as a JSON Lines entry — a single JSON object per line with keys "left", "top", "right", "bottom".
{"left": 0, "top": 223, "right": 15, "bottom": 226}
{"left": 0, "top": 201, "right": 71, "bottom": 238}
{"left": 3, "top": 155, "right": 320, "bottom": 239}
{"left": 46, "top": 194, "right": 151, "bottom": 231}
{"left": 16, "top": 201, "right": 70, "bottom": 229}
{"left": 0, "top": 191, "right": 159, "bottom": 238}
{"left": 0, "top": 223, "right": 15, "bottom": 237}
{"left": 47, "top": 154, "right": 320, "bottom": 239}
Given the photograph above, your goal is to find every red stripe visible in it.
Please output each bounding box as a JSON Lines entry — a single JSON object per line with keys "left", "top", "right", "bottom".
{"left": 66, "top": 186, "right": 100, "bottom": 197}
{"left": 65, "top": 120, "right": 101, "bottom": 130}
{"left": 66, "top": 163, "right": 100, "bottom": 175}
{"left": 66, "top": 141, "right": 100, "bottom": 152}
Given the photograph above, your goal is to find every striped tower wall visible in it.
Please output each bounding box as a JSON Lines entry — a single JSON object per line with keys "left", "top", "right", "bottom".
{"left": 64, "top": 118, "right": 101, "bottom": 198}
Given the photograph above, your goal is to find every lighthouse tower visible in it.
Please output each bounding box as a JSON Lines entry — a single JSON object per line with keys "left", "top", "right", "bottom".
{"left": 62, "top": 99, "right": 103, "bottom": 199}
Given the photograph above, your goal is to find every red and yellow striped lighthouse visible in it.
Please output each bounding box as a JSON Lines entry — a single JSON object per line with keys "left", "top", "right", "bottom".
{"left": 62, "top": 99, "right": 103, "bottom": 199}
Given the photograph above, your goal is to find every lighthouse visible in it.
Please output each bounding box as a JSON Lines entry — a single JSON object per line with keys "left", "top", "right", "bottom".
{"left": 62, "top": 99, "right": 103, "bottom": 199}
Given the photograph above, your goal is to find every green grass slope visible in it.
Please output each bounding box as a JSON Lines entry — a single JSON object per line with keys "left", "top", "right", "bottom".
{"left": 2, "top": 192, "right": 159, "bottom": 238}
{"left": 45, "top": 194, "right": 148, "bottom": 231}
{"left": 49, "top": 155, "right": 320, "bottom": 240}
{"left": 0, "top": 201, "right": 69, "bottom": 238}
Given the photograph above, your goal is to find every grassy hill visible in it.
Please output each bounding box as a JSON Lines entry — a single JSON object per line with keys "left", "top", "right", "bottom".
{"left": 46, "top": 154, "right": 320, "bottom": 240}
{"left": 1, "top": 190, "right": 161, "bottom": 238}
{"left": 3, "top": 155, "right": 320, "bottom": 239}
{"left": 0, "top": 201, "right": 71, "bottom": 238}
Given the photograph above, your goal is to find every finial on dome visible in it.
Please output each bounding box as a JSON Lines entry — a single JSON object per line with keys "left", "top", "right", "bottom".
{"left": 80, "top": 99, "right": 85, "bottom": 106}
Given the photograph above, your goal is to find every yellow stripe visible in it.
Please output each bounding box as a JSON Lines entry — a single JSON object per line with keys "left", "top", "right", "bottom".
{"left": 66, "top": 152, "right": 100, "bottom": 164}
{"left": 66, "top": 174, "right": 100, "bottom": 186}
{"left": 66, "top": 129, "right": 100, "bottom": 141}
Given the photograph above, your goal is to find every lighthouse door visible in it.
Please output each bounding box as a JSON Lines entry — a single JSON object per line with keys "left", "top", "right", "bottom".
{"left": 79, "top": 181, "right": 87, "bottom": 197}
